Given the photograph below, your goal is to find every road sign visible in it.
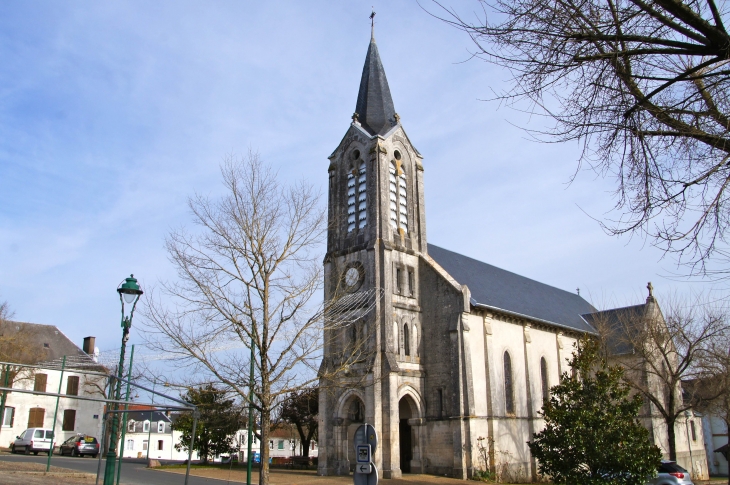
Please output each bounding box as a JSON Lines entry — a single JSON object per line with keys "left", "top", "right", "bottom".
{"left": 353, "top": 461, "right": 378, "bottom": 485}
{"left": 356, "top": 444, "right": 371, "bottom": 464}
{"left": 353, "top": 423, "right": 378, "bottom": 453}
{"left": 353, "top": 423, "right": 378, "bottom": 485}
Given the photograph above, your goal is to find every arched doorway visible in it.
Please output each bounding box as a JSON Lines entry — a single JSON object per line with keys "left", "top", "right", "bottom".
{"left": 345, "top": 396, "right": 365, "bottom": 469}
{"left": 398, "top": 395, "right": 417, "bottom": 473}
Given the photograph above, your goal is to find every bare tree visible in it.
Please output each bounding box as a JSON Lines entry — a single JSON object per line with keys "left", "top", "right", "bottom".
{"left": 142, "top": 152, "right": 378, "bottom": 485}
{"left": 586, "top": 292, "right": 730, "bottom": 461}
{"left": 434, "top": 0, "right": 730, "bottom": 276}
{"left": 0, "top": 302, "right": 44, "bottom": 386}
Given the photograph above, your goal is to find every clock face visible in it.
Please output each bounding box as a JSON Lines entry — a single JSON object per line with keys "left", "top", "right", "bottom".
{"left": 345, "top": 267, "right": 360, "bottom": 288}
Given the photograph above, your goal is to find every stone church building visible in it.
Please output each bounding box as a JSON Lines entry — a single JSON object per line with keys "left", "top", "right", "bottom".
{"left": 317, "top": 34, "right": 707, "bottom": 481}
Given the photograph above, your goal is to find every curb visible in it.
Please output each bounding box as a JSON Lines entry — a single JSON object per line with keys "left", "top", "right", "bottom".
{"left": 1, "top": 471, "right": 95, "bottom": 478}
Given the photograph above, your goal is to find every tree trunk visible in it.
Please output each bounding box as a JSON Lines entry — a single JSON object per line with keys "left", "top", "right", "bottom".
{"left": 301, "top": 438, "right": 310, "bottom": 459}
{"left": 667, "top": 417, "right": 677, "bottom": 461}
{"left": 259, "top": 406, "right": 270, "bottom": 485}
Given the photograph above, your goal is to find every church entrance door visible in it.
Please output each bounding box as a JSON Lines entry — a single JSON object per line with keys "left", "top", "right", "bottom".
{"left": 399, "top": 419, "right": 412, "bottom": 473}
{"left": 398, "top": 396, "right": 416, "bottom": 474}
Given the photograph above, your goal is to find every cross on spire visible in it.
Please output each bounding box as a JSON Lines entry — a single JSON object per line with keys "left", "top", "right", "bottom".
{"left": 370, "top": 9, "right": 376, "bottom": 39}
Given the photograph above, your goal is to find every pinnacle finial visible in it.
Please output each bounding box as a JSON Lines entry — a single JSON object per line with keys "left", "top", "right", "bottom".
{"left": 370, "top": 9, "right": 376, "bottom": 40}
{"left": 647, "top": 281, "right": 654, "bottom": 301}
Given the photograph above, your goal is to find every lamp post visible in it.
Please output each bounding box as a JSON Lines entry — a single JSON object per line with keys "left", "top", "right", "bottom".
{"left": 103, "top": 275, "right": 143, "bottom": 485}
{"left": 684, "top": 410, "right": 695, "bottom": 478}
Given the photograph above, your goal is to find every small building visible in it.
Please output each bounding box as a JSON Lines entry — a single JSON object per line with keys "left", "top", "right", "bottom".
{"left": 119, "top": 407, "right": 179, "bottom": 460}
{"left": 267, "top": 424, "right": 318, "bottom": 459}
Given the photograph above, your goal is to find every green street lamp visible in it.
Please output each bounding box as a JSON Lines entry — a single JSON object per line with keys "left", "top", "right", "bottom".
{"left": 103, "top": 275, "right": 143, "bottom": 485}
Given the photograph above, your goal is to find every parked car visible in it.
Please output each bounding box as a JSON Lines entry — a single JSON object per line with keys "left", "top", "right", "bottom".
{"left": 11, "top": 428, "right": 54, "bottom": 455}
{"left": 58, "top": 434, "right": 100, "bottom": 458}
{"left": 648, "top": 461, "right": 694, "bottom": 485}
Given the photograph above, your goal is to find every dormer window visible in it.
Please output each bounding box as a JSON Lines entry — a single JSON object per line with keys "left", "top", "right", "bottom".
{"left": 347, "top": 158, "right": 367, "bottom": 232}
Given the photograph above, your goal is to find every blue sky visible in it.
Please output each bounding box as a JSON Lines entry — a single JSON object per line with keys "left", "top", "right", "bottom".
{"left": 0, "top": 1, "right": 722, "bottom": 357}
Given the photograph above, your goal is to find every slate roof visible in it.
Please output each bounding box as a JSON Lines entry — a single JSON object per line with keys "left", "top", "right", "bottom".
{"left": 355, "top": 36, "right": 397, "bottom": 137}
{"left": 581, "top": 304, "right": 648, "bottom": 355}
{"left": 427, "top": 244, "right": 598, "bottom": 333}
{"left": 126, "top": 410, "right": 172, "bottom": 423}
{"left": 0, "top": 320, "right": 89, "bottom": 362}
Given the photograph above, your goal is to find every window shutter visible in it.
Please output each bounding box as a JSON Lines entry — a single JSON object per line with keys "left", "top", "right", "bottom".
{"left": 66, "top": 376, "right": 79, "bottom": 396}
{"left": 62, "top": 409, "right": 76, "bottom": 431}
{"left": 34, "top": 374, "right": 48, "bottom": 393}
{"left": 28, "top": 407, "right": 45, "bottom": 428}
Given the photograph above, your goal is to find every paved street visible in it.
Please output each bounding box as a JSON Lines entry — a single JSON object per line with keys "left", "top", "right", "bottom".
{"left": 0, "top": 453, "right": 212, "bottom": 485}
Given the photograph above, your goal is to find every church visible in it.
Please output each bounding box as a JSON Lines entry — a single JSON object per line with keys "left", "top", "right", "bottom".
{"left": 317, "top": 32, "right": 707, "bottom": 482}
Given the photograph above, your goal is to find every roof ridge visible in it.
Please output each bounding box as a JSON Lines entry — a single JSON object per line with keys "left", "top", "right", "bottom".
{"left": 583, "top": 303, "right": 647, "bottom": 316}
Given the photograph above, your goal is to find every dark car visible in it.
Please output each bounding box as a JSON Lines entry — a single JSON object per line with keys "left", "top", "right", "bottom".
{"left": 58, "top": 435, "right": 100, "bottom": 457}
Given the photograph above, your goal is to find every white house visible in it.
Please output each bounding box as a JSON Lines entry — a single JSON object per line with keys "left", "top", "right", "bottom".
{"left": 119, "top": 407, "right": 186, "bottom": 460}
{"left": 0, "top": 322, "right": 105, "bottom": 449}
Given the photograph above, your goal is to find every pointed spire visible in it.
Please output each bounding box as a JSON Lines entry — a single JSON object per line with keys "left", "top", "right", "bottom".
{"left": 355, "top": 34, "right": 397, "bottom": 137}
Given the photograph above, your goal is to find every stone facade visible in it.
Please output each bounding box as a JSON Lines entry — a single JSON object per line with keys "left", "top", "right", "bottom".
{"left": 317, "top": 35, "right": 708, "bottom": 482}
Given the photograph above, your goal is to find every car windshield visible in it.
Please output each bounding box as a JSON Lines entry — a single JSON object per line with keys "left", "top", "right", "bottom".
{"left": 45, "top": 430, "right": 54, "bottom": 439}
{"left": 659, "top": 462, "right": 688, "bottom": 473}
{"left": 80, "top": 436, "right": 97, "bottom": 443}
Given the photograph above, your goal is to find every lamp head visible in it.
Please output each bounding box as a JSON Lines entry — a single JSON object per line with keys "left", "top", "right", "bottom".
{"left": 118, "top": 275, "right": 143, "bottom": 303}
{"left": 118, "top": 274, "right": 143, "bottom": 322}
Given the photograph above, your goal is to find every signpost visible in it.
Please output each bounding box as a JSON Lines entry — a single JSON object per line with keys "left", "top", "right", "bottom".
{"left": 353, "top": 424, "right": 378, "bottom": 485}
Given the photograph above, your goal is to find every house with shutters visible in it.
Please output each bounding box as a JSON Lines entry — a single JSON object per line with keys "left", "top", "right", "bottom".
{"left": 0, "top": 321, "right": 105, "bottom": 448}
{"left": 119, "top": 407, "right": 181, "bottom": 460}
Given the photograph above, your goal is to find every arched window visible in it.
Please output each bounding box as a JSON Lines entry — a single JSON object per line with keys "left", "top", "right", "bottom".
{"left": 389, "top": 160, "right": 408, "bottom": 233}
{"left": 347, "top": 160, "right": 367, "bottom": 232}
{"left": 351, "top": 322, "right": 358, "bottom": 345}
{"left": 413, "top": 325, "right": 418, "bottom": 357}
{"left": 540, "top": 357, "right": 549, "bottom": 405}
{"left": 504, "top": 351, "right": 514, "bottom": 415}
{"left": 404, "top": 324, "right": 410, "bottom": 356}
{"left": 394, "top": 322, "right": 399, "bottom": 353}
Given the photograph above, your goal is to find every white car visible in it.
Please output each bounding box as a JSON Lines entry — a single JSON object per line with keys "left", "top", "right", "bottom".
{"left": 647, "top": 461, "right": 694, "bottom": 485}
{"left": 11, "top": 428, "right": 54, "bottom": 455}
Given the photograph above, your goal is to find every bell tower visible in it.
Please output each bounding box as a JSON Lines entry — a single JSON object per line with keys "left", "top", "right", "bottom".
{"left": 319, "top": 31, "right": 428, "bottom": 479}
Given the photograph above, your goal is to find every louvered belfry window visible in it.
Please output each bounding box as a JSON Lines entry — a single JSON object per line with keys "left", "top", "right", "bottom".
{"left": 347, "top": 161, "right": 367, "bottom": 232}
{"left": 389, "top": 160, "right": 408, "bottom": 233}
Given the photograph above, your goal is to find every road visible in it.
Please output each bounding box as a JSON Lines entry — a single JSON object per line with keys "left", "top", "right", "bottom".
{"left": 0, "top": 453, "right": 230, "bottom": 485}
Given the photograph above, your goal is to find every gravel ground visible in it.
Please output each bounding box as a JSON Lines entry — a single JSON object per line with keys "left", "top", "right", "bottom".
{"left": 156, "top": 466, "right": 466, "bottom": 485}
{"left": 0, "top": 459, "right": 97, "bottom": 485}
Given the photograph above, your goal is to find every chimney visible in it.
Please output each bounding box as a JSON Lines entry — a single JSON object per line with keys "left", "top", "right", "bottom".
{"left": 83, "top": 336, "right": 96, "bottom": 355}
